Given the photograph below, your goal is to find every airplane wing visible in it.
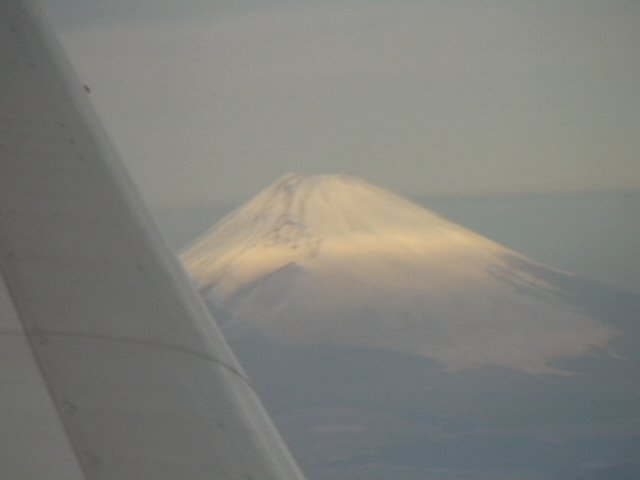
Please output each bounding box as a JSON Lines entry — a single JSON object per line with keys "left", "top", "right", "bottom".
{"left": 0, "top": 0, "right": 306, "bottom": 478}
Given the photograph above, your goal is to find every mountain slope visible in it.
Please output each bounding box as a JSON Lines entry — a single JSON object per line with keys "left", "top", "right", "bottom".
{"left": 182, "top": 174, "right": 616, "bottom": 374}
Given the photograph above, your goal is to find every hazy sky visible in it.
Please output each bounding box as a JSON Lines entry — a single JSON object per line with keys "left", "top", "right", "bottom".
{"left": 43, "top": 0, "right": 640, "bottom": 209}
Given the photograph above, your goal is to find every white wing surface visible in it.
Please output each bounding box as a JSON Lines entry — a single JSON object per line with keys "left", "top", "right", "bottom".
{"left": 0, "top": 1, "right": 306, "bottom": 478}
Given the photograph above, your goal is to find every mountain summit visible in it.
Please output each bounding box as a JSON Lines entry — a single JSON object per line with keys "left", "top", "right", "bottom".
{"left": 182, "top": 174, "right": 616, "bottom": 374}
{"left": 184, "top": 173, "right": 511, "bottom": 298}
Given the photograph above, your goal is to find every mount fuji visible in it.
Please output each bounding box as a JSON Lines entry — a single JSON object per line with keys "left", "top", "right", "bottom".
{"left": 181, "top": 174, "right": 640, "bottom": 480}
{"left": 182, "top": 173, "right": 615, "bottom": 375}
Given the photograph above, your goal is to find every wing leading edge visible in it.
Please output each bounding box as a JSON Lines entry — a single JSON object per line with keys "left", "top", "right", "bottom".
{"left": 0, "top": 0, "right": 306, "bottom": 478}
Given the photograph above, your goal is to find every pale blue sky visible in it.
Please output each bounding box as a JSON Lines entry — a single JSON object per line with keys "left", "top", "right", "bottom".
{"left": 44, "top": 0, "right": 640, "bottom": 208}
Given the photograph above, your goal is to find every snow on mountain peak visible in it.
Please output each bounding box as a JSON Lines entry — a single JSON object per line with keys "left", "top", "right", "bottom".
{"left": 183, "top": 173, "right": 504, "bottom": 293}
{"left": 181, "top": 174, "right": 617, "bottom": 374}
{"left": 204, "top": 172, "right": 455, "bottom": 236}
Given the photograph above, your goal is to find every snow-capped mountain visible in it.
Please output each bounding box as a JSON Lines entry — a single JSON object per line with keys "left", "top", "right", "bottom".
{"left": 182, "top": 173, "right": 616, "bottom": 374}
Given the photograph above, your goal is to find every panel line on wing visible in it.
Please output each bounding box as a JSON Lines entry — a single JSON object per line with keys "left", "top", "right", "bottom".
{"left": 23, "top": 329, "right": 252, "bottom": 384}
